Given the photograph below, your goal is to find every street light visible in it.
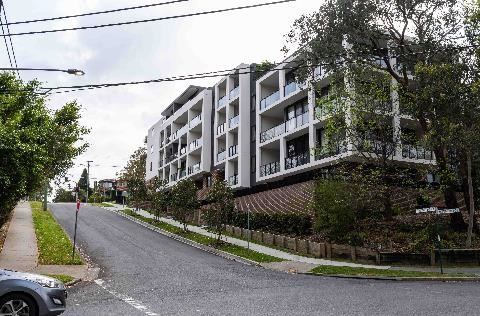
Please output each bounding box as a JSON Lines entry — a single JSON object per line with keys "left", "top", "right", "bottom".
{"left": 0, "top": 67, "right": 85, "bottom": 76}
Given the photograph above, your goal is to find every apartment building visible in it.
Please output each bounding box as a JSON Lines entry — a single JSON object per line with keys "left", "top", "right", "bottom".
{"left": 146, "top": 57, "right": 433, "bottom": 194}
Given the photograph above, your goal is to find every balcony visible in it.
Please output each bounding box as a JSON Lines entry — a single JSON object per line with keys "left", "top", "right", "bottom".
{"left": 260, "top": 161, "right": 280, "bottom": 177}
{"left": 188, "top": 162, "right": 201, "bottom": 175}
{"left": 229, "top": 86, "right": 240, "bottom": 99}
{"left": 217, "top": 150, "right": 227, "bottom": 162}
{"left": 218, "top": 95, "right": 228, "bottom": 109}
{"left": 189, "top": 113, "right": 202, "bottom": 128}
{"left": 166, "top": 134, "right": 172, "bottom": 144}
{"left": 229, "top": 115, "right": 240, "bottom": 129}
{"left": 179, "top": 169, "right": 187, "bottom": 179}
{"left": 217, "top": 122, "right": 226, "bottom": 135}
{"left": 189, "top": 138, "right": 202, "bottom": 151}
{"left": 179, "top": 146, "right": 187, "bottom": 156}
{"left": 315, "top": 143, "right": 348, "bottom": 160}
{"left": 260, "top": 112, "right": 309, "bottom": 143}
{"left": 285, "top": 112, "right": 309, "bottom": 133}
{"left": 166, "top": 153, "right": 178, "bottom": 163}
{"left": 402, "top": 144, "right": 434, "bottom": 160}
{"left": 284, "top": 81, "right": 297, "bottom": 96}
{"left": 229, "top": 145, "right": 238, "bottom": 157}
{"left": 260, "top": 90, "right": 280, "bottom": 111}
{"left": 170, "top": 173, "right": 178, "bottom": 182}
{"left": 172, "top": 124, "right": 188, "bottom": 140}
{"left": 285, "top": 152, "right": 310, "bottom": 170}
{"left": 228, "top": 174, "right": 239, "bottom": 186}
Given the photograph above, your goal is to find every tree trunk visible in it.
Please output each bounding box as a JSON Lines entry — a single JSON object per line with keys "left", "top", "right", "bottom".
{"left": 466, "top": 151, "right": 475, "bottom": 248}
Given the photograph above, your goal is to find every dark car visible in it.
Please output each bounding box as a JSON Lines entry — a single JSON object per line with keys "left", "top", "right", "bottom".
{"left": 0, "top": 269, "right": 67, "bottom": 316}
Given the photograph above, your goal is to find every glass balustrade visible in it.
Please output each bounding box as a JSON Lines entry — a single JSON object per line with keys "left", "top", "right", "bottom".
{"left": 260, "top": 90, "right": 280, "bottom": 111}
{"left": 229, "top": 115, "right": 240, "bottom": 128}
{"left": 229, "top": 86, "right": 240, "bottom": 99}
{"left": 217, "top": 122, "right": 226, "bottom": 135}
{"left": 284, "top": 81, "right": 297, "bottom": 96}
{"left": 217, "top": 150, "right": 226, "bottom": 162}
{"left": 217, "top": 95, "right": 228, "bottom": 108}
{"left": 229, "top": 145, "right": 238, "bottom": 157}
{"left": 402, "top": 144, "right": 434, "bottom": 160}
{"left": 189, "top": 138, "right": 202, "bottom": 151}
{"left": 189, "top": 113, "right": 202, "bottom": 128}
{"left": 228, "top": 175, "right": 239, "bottom": 186}
{"left": 188, "top": 162, "right": 201, "bottom": 175}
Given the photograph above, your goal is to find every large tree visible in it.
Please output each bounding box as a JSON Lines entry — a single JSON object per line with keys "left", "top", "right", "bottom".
{"left": 121, "top": 147, "right": 147, "bottom": 211}
{"left": 0, "top": 72, "right": 88, "bottom": 221}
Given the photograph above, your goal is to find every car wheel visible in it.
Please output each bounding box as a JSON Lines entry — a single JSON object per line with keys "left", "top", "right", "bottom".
{"left": 0, "top": 294, "right": 37, "bottom": 316}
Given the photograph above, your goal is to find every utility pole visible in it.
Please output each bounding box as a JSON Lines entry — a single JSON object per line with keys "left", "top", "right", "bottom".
{"left": 86, "top": 160, "right": 93, "bottom": 204}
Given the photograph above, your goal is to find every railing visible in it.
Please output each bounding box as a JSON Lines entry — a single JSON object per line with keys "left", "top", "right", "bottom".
{"left": 228, "top": 175, "right": 239, "bottom": 186}
{"left": 358, "top": 139, "right": 395, "bottom": 156}
{"left": 166, "top": 153, "right": 178, "bottom": 163}
{"left": 229, "top": 86, "right": 240, "bottom": 99}
{"left": 284, "top": 81, "right": 297, "bottom": 96}
{"left": 315, "top": 101, "right": 339, "bottom": 119}
{"left": 188, "top": 162, "right": 201, "bottom": 175}
{"left": 260, "top": 161, "right": 280, "bottom": 177}
{"left": 172, "top": 123, "right": 188, "bottom": 140}
{"left": 189, "top": 138, "right": 202, "bottom": 151}
{"left": 170, "top": 173, "right": 177, "bottom": 182}
{"left": 229, "top": 145, "right": 238, "bottom": 157}
{"left": 285, "top": 111, "right": 309, "bottom": 133}
{"left": 160, "top": 140, "right": 165, "bottom": 147}
{"left": 166, "top": 135, "right": 172, "bottom": 144}
{"left": 217, "top": 150, "right": 227, "bottom": 162}
{"left": 260, "top": 122, "right": 285, "bottom": 143}
{"left": 229, "top": 115, "right": 240, "bottom": 128}
{"left": 285, "top": 152, "right": 310, "bottom": 170}
{"left": 179, "top": 146, "right": 187, "bottom": 156}
{"left": 217, "top": 122, "right": 226, "bottom": 135}
{"left": 260, "top": 90, "right": 280, "bottom": 111}
{"left": 189, "top": 113, "right": 202, "bottom": 128}
{"left": 179, "top": 169, "right": 187, "bottom": 179}
{"left": 315, "top": 143, "right": 348, "bottom": 160}
{"left": 218, "top": 95, "right": 228, "bottom": 108}
{"left": 402, "top": 144, "right": 434, "bottom": 160}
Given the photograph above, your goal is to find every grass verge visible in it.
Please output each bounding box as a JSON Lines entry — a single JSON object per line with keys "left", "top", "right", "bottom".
{"left": 30, "top": 202, "right": 83, "bottom": 265}
{"left": 121, "top": 209, "right": 283, "bottom": 263}
{"left": 91, "top": 202, "right": 115, "bottom": 208}
{"left": 45, "top": 274, "right": 75, "bottom": 284}
{"left": 310, "top": 265, "right": 474, "bottom": 278}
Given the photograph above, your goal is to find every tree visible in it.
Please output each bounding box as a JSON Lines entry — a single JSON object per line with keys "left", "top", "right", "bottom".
{"left": 0, "top": 72, "right": 88, "bottom": 222}
{"left": 204, "top": 180, "right": 235, "bottom": 243}
{"left": 53, "top": 188, "right": 75, "bottom": 203}
{"left": 77, "top": 168, "right": 90, "bottom": 202}
{"left": 169, "top": 178, "right": 199, "bottom": 232}
{"left": 147, "top": 176, "right": 169, "bottom": 221}
{"left": 121, "top": 147, "right": 147, "bottom": 211}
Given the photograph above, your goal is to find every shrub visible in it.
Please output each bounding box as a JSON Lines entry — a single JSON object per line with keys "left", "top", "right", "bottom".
{"left": 230, "top": 212, "right": 312, "bottom": 236}
{"left": 204, "top": 180, "right": 235, "bottom": 243}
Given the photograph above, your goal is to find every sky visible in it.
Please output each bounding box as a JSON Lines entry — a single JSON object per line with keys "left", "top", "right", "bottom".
{"left": 1, "top": 0, "right": 321, "bottom": 192}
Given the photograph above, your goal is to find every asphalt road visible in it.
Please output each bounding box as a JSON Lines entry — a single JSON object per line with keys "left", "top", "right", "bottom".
{"left": 50, "top": 203, "right": 480, "bottom": 316}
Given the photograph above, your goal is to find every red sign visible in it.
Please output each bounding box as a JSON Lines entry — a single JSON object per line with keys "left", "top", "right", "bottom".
{"left": 76, "top": 199, "right": 80, "bottom": 212}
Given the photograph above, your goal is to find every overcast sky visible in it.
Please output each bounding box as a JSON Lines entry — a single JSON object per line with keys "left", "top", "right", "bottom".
{"left": 1, "top": 0, "right": 320, "bottom": 191}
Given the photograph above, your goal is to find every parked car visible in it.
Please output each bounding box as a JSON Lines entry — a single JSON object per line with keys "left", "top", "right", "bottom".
{"left": 0, "top": 269, "right": 67, "bottom": 316}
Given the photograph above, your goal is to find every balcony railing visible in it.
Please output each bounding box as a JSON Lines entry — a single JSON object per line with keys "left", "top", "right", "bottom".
{"left": 179, "top": 169, "right": 187, "bottom": 179}
{"left": 357, "top": 139, "right": 396, "bottom": 156}
{"left": 402, "top": 144, "right": 434, "bottom": 160}
{"left": 284, "top": 81, "right": 297, "bottom": 96}
{"left": 229, "top": 115, "right": 240, "bottom": 128}
{"left": 217, "top": 122, "right": 226, "bottom": 135}
{"left": 260, "top": 112, "right": 309, "bottom": 143}
{"left": 229, "top": 86, "right": 240, "bottom": 99}
{"left": 172, "top": 124, "right": 188, "bottom": 140}
{"left": 170, "top": 173, "right": 177, "bottom": 182}
{"left": 189, "top": 138, "right": 202, "bottom": 151}
{"left": 179, "top": 146, "right": 187, "bottom": 156}
{"left": 285, "top": 112, "right": 309, "bottom": 133}
{"left": 260, "top": 90, "right": 280, "bottom": 111}
{"left": 188, "top": 162, "right": 201, "bottom": 175}
{"left": 260, "top": 161, "right": 280, "bottom": 177}
{"left": 189, "top": 113, "right": 202, "bottom": 128}
{"left": 166, "top": 134, "right": 172, "bottom": 144}
{"left": 315, "top": 143, "right": 348, "bottom": 160}
{"left": 285, "top": 152, "right": 310, "bottom": 170}
{"left": 218, "top": 95, "right": 228, "bottom": 108}
{"left": 228, "top": 175, "right": 239, "bottom": 186}
{"left": 229, "top": 145, "right": 238, "bottom": 157}
{"left": 217, "top": 150, "right": 227, "bottom": 162}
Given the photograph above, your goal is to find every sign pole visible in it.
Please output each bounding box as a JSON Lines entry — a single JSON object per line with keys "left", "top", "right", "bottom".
{"left": 72, "top": 197, "right": 80, "bottom": 262}
{"left": 435, "top": 210, "right": 444, "bottom": 274}
{"left": 247, "top": 204, "right": 251, "bottom": 250}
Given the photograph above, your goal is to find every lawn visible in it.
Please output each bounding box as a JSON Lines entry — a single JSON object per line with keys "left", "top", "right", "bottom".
{"left": 45, "top": 274, "right": 75, "bottom": 284}
{"left": 310, "top": 265, "right": 473, "bottom": 278}
{"left": 122, "top": 209, "right": 283, "bottom": 263}
{"left": 30, "top": 201, "right": 83, "bottom": 265}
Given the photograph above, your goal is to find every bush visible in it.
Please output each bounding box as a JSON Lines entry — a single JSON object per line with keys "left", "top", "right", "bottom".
{"left": 230, "top": 212, "right": 312, "bottom": 236}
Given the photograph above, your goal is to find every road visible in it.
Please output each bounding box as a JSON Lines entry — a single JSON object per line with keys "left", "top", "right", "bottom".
{"left": 50, "top": 203, "right": 480, "bottom": 316}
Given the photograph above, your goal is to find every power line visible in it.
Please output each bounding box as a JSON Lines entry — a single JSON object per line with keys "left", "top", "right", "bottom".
{"left": 0, "top": 3, "right": 13, "bottom": 69}
{"left": 1, "top": 0, "right": 19, "bottom": 78}
{"left": 0, "top": 0, "right": 295, "bottom": 37}
{"left": 40, "top": 43, "right": 480, "bottom": 95}
{"left": 4, "top": 0, "right": 189, "bottom": 26}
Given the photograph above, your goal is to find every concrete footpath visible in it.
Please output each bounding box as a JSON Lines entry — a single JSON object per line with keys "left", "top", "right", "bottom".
{"left": 0, "top": 202, "right": 96, "bottom": 282}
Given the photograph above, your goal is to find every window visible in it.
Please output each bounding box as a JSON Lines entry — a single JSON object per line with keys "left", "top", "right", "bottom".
{"left": 284, "top": 97, "right": 308, "bottom": 120}
{"left": 150, "top": 145, "right": 154, "bottom": 154}
{"left": 286, "top": 134, "right": 309, "bottom": 157}
{"left": 150, "top": 162, "right": 153, "bottom": 172}
{"left": 206, "top": 176, "right": 212, "bottom": 188}
{"left": 251, "top": 126, "right": 256, "bottom": 142}
{"left": 251, "top": 156, "right": 256, "bottom": 173}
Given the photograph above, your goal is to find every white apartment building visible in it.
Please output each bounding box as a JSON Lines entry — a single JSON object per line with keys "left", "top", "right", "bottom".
{"left": 146, "top": 85, "right": 213, "bottom": 187}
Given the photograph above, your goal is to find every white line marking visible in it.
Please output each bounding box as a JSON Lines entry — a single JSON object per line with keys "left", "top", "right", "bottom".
{"left": 94, "top": 279, "right": 158, "bottom": 315}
